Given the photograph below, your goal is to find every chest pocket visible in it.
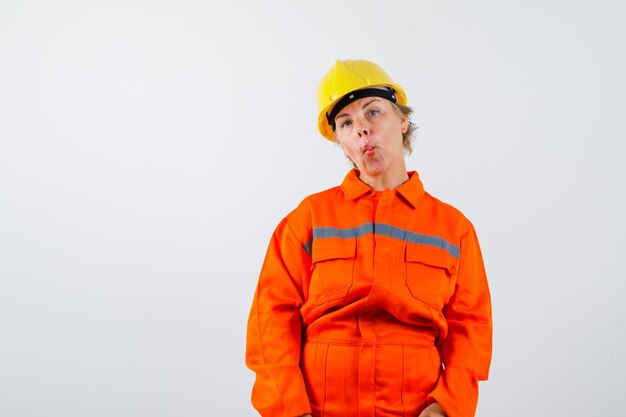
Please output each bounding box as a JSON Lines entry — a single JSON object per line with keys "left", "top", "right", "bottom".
{"left": 309, "top": 238, "right": 356, "bottom": 305}
{"left": 404, "top": 244, "right": 457, "bottom": 310}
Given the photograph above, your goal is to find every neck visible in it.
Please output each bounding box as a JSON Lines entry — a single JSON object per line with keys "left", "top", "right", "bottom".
{"left": 359, "top": 166, "right": 409, "bottom": 191}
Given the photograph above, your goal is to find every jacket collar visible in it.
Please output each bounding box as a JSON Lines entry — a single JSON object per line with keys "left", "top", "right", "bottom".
{"left": 340, "top": 169, "right": 425, "bottom": 208}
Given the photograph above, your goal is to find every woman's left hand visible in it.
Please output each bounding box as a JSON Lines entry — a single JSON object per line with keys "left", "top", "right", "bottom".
{"left": 418, "top": 402, "right": 447, "bottom": 417}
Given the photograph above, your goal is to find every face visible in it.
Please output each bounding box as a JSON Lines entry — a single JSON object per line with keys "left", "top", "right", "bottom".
{"left": 334, "top": 97, "right": 409, "bottom": 178}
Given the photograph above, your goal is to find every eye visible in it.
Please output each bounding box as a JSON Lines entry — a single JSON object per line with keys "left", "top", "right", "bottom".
{"left": 340, "top": 120, "right": 352, "bottom": 128}
{"left": 367, "top": 109, "right": 380, "bottom": 118}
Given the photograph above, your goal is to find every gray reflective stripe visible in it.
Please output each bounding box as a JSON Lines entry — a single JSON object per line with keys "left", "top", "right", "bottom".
{"left": 313, "top": 223, "right": 375, "bottom": 239}
{"left": 375, "top": 223, "right": 460, "bottom": 258}
{"left": 307, "top": 222, "right": 460, "bottom": 258}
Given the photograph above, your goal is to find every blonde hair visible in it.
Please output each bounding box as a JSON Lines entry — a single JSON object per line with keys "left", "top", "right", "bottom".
{"left": 392, "top": 103, "right": 418, "bottom": 155}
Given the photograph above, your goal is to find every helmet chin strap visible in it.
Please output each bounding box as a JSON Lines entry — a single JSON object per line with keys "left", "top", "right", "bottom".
{"left": 327, "top": 87, "right": 397, "bottom": 131}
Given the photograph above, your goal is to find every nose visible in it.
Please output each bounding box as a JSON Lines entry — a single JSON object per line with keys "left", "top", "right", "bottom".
{"left": 354, "top": 119, "right": 370, "bottom": 138}
{"left": 353, "top": 121, "right": 371, "bottom": 150}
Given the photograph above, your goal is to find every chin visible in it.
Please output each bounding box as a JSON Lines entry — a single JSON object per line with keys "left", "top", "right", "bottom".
{"left": 361, "top": 167, "right": 385, "bottom": 177}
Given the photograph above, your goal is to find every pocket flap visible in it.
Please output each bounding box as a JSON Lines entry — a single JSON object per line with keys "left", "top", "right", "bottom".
{"left": 405, "top": 244, "right": 457, "bottom": 275}
{"left": 312, "top": 238, "right": 356, "bottom": 263}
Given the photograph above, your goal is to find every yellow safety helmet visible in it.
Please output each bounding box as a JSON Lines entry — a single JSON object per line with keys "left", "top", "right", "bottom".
{"left": 317, "top": 59, "right": 407, "bottom": 141}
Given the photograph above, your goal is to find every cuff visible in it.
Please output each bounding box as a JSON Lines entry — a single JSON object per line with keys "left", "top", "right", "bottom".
{"left": 427, "top": 365, "right": 479, "bottom": 417}
{"left": 251, "top": 364, "right": 311, "bottom": 417}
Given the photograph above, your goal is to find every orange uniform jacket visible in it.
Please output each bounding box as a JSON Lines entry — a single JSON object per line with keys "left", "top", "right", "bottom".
{"left": 246, "top": 170, "right": 492, "bottom": 417}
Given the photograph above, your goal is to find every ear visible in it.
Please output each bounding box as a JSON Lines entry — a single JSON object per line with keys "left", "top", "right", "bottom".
{"left": 400, "top": 114, "right": 409, "bottom": 133}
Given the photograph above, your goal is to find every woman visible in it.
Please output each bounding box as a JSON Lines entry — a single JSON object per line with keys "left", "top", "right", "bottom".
{"left": 246, "top": 59, "right": 492, "bottom": 417}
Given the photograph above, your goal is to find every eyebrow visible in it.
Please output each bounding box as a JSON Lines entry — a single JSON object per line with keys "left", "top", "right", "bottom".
{"left": 334, "top": 99, "right": 382, "bottom": 121}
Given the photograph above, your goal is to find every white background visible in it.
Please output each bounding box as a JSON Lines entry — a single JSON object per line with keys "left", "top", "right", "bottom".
{"left": 1, "top": 1, "right": 625, "bottom": 416}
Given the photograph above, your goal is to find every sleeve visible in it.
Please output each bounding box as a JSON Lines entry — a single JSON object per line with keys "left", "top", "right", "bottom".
{"left": 245, "top": 218, "right": 312, "bottom": 417}
{"left": 427, "top": 224, "right": 493, "bottom": 417}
